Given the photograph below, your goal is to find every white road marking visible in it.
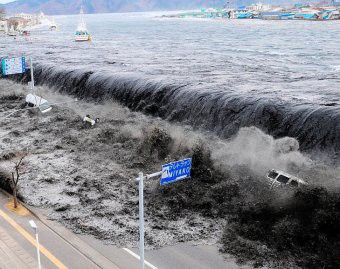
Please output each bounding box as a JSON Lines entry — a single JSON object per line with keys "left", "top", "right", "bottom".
{"left": 122, "top": 248, "right": 159, "bottom": 269}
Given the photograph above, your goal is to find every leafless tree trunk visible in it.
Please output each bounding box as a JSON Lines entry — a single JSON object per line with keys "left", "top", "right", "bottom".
{"left": 10, "top": 154, "right": 26, "bottom": 209}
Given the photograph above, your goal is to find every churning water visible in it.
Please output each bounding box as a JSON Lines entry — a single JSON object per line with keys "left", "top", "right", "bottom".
{"left": 1, "top": 12, "right": 340, "bottom": 156}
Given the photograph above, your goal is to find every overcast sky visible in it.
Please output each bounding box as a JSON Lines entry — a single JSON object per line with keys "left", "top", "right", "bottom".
{"left": 0, "top": 0, "right": 14, "bottom": 4}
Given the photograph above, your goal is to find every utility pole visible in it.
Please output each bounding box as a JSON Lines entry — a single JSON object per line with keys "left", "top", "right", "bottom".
{"left": 138, "top": 172, "right": 145, "bottom": 269}
{"left": 134, "top": 158, "right": 191, "bottom": 269}
{"left": 30, "top": 58, "right": 35, "bottom": 95}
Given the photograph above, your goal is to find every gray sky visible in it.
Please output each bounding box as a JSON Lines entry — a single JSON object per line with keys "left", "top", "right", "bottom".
{"left": 0, "top": 0, "right": 14, "bottom": 4}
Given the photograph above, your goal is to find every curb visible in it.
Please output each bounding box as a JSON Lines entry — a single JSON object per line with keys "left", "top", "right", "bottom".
{"left": 0, "top": 189, "right": 120, "bottom": 269}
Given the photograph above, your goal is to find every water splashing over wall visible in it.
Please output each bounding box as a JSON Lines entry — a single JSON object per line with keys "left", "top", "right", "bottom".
{"left": 13, "top": 63, "right": 340, "bottom": 160}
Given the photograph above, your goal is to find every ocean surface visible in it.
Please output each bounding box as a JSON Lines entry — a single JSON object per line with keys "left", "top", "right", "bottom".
{"left": 1, "top": 12, "right": 340, "bottom": 155}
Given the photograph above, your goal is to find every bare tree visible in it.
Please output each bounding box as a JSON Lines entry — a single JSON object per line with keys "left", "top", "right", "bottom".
{"left": 10, "top": 153, "right": 27, "bottom": 209}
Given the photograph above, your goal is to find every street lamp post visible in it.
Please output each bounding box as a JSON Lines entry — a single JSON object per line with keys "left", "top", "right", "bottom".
{"left": 138, "top": 172, "right": 144, "bottom": 269}
{"left": 29, "top": 220, "right": 42, "bottom": 269}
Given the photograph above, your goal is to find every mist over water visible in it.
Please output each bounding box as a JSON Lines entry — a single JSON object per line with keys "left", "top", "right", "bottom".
{"left": 2, "top": 12, "right": 340, "bottom": 158}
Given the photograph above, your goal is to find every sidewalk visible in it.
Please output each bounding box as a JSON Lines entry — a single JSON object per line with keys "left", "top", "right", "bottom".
{"left": 0, "top": 225, "right": 37, "bottom": 269}
{"left": 0, "top": 190, "right": 245, "bottom": 269}
{"left": 0, "top": 189, "right": 157, "bottom": 269}
{"left": 0, "top": 190, "right": 119, "bottom": 269}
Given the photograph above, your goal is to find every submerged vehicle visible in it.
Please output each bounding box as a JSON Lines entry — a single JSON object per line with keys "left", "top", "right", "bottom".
{"left": 75, "top": 6, "right": 91, "bottom": 42}
{"left": 83, "top": 115, "right": 99, "bottom": 127}
{"left": 25, "top": 94, "right": 52, "bottom": 113}
{"left": 267, "top": 169, "right": 307, "bottom": 188}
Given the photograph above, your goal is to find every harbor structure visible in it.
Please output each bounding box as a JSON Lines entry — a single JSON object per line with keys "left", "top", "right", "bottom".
{"left": 168, "top": 1, "right": 340, "bottom": 20}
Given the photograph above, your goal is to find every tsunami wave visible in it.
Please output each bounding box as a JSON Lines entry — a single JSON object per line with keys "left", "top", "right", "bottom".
{"left": 13, "top": 63, "right": 340, "bottom": 158}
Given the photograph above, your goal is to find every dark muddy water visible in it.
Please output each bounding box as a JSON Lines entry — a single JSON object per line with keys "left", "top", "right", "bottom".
{"left": 1, "top": 12, "right": 340, "bottom": 155}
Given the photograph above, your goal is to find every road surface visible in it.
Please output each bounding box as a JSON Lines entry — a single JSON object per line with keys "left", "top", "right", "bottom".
{"left": 0, "top": 190, "right": 248, "bottom": 269}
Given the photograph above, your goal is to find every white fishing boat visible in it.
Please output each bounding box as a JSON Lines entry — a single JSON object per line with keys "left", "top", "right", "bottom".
{"left": 75, "top": 6, "right": 91, "bottom": 42}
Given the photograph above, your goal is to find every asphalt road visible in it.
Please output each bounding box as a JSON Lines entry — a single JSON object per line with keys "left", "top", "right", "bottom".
{"left": 79, "top": 234, "right": 249, "bottom": 269}
{"left": 0, "top": 191, "right": 116, "bottom": 269}
{"left": 0, "top": 190, "right": 248, "bottom": 269}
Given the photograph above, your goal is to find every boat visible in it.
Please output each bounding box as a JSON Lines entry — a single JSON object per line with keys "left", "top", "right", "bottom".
{"left": 7, "top": 25, "right": 18, "bottom": 36}
{"left": 75, "top": 6, "right": 91, "bottom": 42}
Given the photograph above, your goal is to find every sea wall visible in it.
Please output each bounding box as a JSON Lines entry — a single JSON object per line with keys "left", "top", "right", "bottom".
{"left": 11, "top": 63, "right": 340, "bottom": 159}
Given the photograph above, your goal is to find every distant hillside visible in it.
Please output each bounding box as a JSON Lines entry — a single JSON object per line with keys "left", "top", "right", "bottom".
{"left": 0, "top": 0, "right": 318, "bottom": 15}
{"left": 1, "top": 0, "right": 218, "bottom": 15}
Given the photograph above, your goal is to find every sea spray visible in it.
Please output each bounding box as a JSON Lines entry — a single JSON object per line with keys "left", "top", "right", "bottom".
{"left": 212, "top": 127, "right": 310, "bottom": 175}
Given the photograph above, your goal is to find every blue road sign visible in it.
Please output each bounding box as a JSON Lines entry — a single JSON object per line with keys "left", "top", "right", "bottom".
{"left": 1, "top": 57, "right": 26, "bottom": 76}
{"left": 160, "top": 158, "right": 192, "bottom": 186}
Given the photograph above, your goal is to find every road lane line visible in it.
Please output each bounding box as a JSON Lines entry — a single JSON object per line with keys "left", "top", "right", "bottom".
{"left": 123, "top": 248, "right": 158, "bottom": 269}
{"left": 0, "top": 209, "right": 68, "bottom": 269}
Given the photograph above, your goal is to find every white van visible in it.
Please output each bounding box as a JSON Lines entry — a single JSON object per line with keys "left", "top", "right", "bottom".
{"left": 267, "top": 169, "right": 307, "bottom": 188}
{"left": 25, "top": 94, "right": 52, "bottom": 113}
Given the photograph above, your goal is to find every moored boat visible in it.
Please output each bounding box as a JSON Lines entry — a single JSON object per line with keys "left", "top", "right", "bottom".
{"left": 75, "top": 6, "right": 91, "bottom": 42}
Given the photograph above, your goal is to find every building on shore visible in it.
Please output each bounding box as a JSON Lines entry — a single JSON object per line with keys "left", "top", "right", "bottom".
{"left": 294, "top": 12, "right": 320, "bottom": 20}
{"left": 248, "top": 2, "right": 272, "bottom": 11}
{"left": 168, "top": 1, "right": 340, "bottom": 21}
{"left": 229, "top": 8, "right": 252, "bottom": 19}
{"left": 0, "top": 20, "right": 8, "bottom": 33}
{"left": 14, "top": 12, "right": 45, "bottom": 26}
{"left": 0, "top": 7, "right": 6, "bottom": 32}
{"left": 8, "top": 16, "right": 30, "bottom": 30}
{"left": 259, "top": 11, "right": 293, "bottom": 20}
{"left": 0, "top": 12, "right": 45, "bottom": 32}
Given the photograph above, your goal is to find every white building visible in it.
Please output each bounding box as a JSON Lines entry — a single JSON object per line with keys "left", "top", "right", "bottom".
{"left": 14, "top": 13, "right": 35, "bottom": 20}
{"left": 248, "top": 2, "right": 272, "bottom": 11}
{"left": 0, "top": 20, "right": 8, "bottom": 32}
{"left": 13, "top": 12, "right": 45, "bottom": 25}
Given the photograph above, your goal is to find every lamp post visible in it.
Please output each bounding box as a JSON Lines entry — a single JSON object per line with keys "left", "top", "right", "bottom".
{"left": 138, "top": 172, "right": 144, "bottom": 269}
{"left": 135, "top": 171, "right": 162, "bottom": 269}
{"left": 29, "top": 220, "right": 42, "bottom": 269}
